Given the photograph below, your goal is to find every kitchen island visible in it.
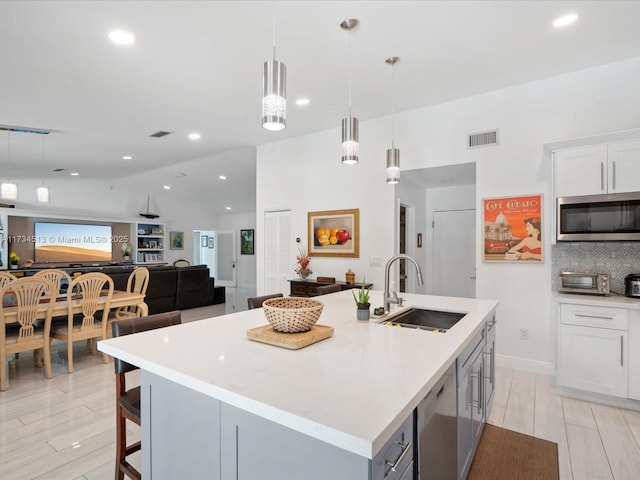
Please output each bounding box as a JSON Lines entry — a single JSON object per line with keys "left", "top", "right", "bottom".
{"left": 99, "top": 290, "right": 498, "bottom": 479}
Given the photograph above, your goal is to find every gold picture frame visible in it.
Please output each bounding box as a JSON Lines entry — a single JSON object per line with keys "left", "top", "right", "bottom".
{"left": 308, "top": 209, "right": 359, "bottom": 257}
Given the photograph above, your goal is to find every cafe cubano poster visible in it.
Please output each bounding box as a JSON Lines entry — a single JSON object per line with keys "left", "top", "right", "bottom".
{"left": 483, "top": 194, "right": 543, "bottom": 263}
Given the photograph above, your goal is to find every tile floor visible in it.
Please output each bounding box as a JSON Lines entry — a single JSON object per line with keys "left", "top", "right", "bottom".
{"left": 1, "top": 287, "right": 640, "bottom": 479}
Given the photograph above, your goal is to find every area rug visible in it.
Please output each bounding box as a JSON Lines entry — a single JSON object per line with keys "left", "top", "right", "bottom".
{"left": 467, "top": 424, "right": 559, "bottom": 480}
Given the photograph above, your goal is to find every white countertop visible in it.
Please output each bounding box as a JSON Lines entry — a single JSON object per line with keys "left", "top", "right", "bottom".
{"left": 99, "top": 290, "right": 498, "bottom": 459}
{"left": 554, "top": 291, "right": 640, "bottom": 309}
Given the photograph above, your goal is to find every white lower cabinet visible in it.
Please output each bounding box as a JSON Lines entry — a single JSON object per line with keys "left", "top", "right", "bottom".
{"left": 142, "top": 371, "right": 414, "bottom": 480}
{"left": 557, "top": 303, "right": 628, "bottom": 398}
{"left": 628, "top": 310, "right": 640, "bottom": 400}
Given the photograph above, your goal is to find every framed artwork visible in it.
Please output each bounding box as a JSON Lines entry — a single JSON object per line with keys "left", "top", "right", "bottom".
{"left": 148, "top": 240, "right": 157, "bottom": 249}
{"left": 151, "top": 227, "right": 164, "bottom": 235}
{"left": 201, "top": 235, "right": 208, "bottom": 247}
{"left": 483, "top": 194, "right": 543, "bottom": 263}
{"left": 308, "top": 209, "right": 359, "bottom": 257}
{"left": 170, "top": 231, "right": 184, "bottom": 250}
{"left": 208, "top": 237, "right": 214, "bottom": 249}
{"left": 240, "top": 229, "right": 254, "bottom": 255}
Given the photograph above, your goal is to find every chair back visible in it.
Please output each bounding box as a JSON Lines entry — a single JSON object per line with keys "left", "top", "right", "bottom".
{"left": 69, "top": 272, "right": 113, "bottom": 331}
{"left": 247, "top": 293, "right": 284, "bottom": 310}
{"left": 0, "top": 277, "right": 55, "bottom": 343}
{"left": 316, "top": 284, "right": 342, "bottom": 295}
{"left": 173, "top": 259, "right": 191, "bottom": 268}
{"left": 34, "top": 269, "right": 72, "bottom": 295}
{"left": 127, "top": 267, "right": 149, "bottom": 296}
{"left": 111, "top": 310, "right": 182, "bottom": 374}
{"left": 0, "top": 272, "right": 14, "bottom": 290}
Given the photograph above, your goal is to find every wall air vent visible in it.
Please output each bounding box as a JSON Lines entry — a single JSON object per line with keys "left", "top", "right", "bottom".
{"left": 149, "top": 131, "right": 172, "bottom": 138}
{"left": 467, "top": 129, "right": 499, "bottom": 149}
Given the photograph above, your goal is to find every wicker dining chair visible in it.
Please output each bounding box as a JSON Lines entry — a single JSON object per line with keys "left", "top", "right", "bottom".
{"left": 111, "top": 267, "right": 149, "bottom": 320}
{"left": 33, "top": 269, "right": 72, "bottom": 295}
{"left": 111, "top": 311, "right": 182, "bottom": 480}
{"left": 0, "top": 277, "right": 56, "bottom": 391}
{"left": 50, "top": 272, "right": 114, "bottom": 373}
{"left": 0, "top": 272, "right": 15, "bottom": 290}
{"left": 247, "top": 293, "right": 284, "bottom": 310}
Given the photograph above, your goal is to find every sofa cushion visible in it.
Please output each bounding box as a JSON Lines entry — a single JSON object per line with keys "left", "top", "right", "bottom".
{"left": 174, "top": 265, "right": 211, "bottom": 310}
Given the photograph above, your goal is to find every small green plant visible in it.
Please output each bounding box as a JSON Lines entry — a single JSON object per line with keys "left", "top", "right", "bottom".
{"left": 352, "top": 277, "right": 371, "bottom": 305}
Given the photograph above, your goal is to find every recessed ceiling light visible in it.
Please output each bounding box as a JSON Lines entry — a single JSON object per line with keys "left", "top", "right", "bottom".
{"left": 219, "top": 175, "right": 227, "bottom": 180}
{"left": 553, "top": 13, "right": 578, "bottom": 28}
{"left": 163, "top": 185, "right": 171, "bottom": 190}
{"left": 296, "top": 98, "right": 310, "bottom": 106}
{"left": 225, "top": 206, "right": 231, "bottom": 210}
{"left": 108, "top": 30, "right": 136, "bottom": 45}
{"left": 70, "top": 172, "right": 79, "bottom": 176}
{"left": 122, "top": 155, "right": 133, "bottom": 160}
{"left": 188, "top": 132, "right": 201, "bottom": 140}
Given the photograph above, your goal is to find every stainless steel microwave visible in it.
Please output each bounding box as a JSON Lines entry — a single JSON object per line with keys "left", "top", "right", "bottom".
{"left": 557, "top": 192, "right": 640, "bottom": 241}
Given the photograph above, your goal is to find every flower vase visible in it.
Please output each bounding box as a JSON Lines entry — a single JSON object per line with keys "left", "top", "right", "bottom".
{"left": 299, "top": 269, "right": 311, "bottom": 280}
{"left": 10, "top": 263, "right": 17, "bottom": 270}
{"left": 356, "top": 302, "right": 370, "bottom": 321}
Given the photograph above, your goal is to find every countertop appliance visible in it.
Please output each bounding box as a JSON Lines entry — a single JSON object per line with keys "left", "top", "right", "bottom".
{"left": 558, "top": 272, "right": 610, "bottom": 296}
{"left": 625, "top": 274, "right": 640, "bottom": 298}
{"left": 557, "top": 191, "right": 640, "bottom": 242}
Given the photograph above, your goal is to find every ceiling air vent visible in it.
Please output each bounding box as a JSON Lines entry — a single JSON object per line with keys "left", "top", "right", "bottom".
{"left": 149, "top": 131, "right": 172, "bottom": 138}
{"left": 467, "top": 129, "right": 499, "bottom": 149}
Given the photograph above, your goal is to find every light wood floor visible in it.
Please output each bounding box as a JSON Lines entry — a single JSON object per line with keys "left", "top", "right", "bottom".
{"left": 2, "top": 289, "right": 640, "bottom": 479}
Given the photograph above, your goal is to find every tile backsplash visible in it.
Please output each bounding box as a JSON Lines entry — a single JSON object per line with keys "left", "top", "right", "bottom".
{"left": 552, "top": 242, "right": 640, "bottom": 295}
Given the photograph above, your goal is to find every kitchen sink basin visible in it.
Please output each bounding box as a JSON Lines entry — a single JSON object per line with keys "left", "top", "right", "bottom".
{"left": 378, "top": 307, "right": 466, "bottom": 332}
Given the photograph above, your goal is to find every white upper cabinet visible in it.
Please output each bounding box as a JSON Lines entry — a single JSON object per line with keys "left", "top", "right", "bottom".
{"left": 555, "top": 140, "right": 640, "bottom": 197}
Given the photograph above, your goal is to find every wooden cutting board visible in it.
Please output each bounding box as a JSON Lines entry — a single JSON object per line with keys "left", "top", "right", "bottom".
{"left": 246, "top": 324, "right": 334, "bottom": 350}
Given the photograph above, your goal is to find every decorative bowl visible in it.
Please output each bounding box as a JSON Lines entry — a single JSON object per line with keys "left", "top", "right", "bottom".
{"left": 262, "top": 297, "right": 324, "bottom": 333}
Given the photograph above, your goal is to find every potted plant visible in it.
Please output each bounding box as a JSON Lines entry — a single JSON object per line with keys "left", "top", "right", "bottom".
{"left": 121, "top": 242, "right": 132, "bottom": 261}
{"left": 294, "top": 247, "right": 312, "bottom": 279}
{"left": 352, "top": 277, "right": 371, "bottom": 321}
{"left": 9, "top": 252, "right": 19, "bottom": 270}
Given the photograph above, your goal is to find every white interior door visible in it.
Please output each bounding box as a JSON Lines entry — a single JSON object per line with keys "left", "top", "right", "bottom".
{"left": 264, "top": 210, "right": 292, "bottom": 295}
{"left": 216, "top": 231, "right": 236, "bottom": 287}
{"left": 433, "top": 209, "right": 476, "bottom": 298}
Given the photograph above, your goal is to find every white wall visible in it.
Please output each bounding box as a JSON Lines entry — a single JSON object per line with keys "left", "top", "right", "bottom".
{"left": 397, "top": 177, "right": 428, "bottom": 294}
{"left": 256, "top": 56, "right": 640, "bottom": 374}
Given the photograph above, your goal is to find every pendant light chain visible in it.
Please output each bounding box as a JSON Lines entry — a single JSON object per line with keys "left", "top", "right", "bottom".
{"left": 391, "top": 61, "right": 395, "bottom": 148}
{"left": 348, "top": 27, "right": 352, "bottom": 118}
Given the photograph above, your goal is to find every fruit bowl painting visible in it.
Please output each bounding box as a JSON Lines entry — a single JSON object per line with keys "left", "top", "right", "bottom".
{"left": 307, "top": 209, "right": 359, "bottom": 258}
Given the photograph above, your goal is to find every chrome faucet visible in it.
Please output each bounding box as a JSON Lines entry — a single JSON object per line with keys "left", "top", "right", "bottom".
{"left": 384, "top": 254, "right": 424, "bottom": 312}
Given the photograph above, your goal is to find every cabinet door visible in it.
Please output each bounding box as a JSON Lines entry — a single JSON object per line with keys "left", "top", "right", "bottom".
{"left": 607, "top": 140, "right": 640, "bottom": 194}
{"left": 555, "top": 145, "right": 607, "bottom": 197}
{"left": 457, "top": 369, "right": 473, "bottom": 480}
{"left": 558, "top": 324, "right": 628, "bottom": 397}
{"left": 628, "top": 310, "right": 640, "bottom": 400}
{"left": 220, "top": 402, "right": 369, "bottom": 480}
{"left": 141, "top": 372, "right": 221, "bottom": 480}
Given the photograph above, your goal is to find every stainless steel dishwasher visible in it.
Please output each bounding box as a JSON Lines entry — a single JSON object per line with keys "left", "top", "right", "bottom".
{"left": 416, "top": 363, "right": 457, "bottom": 479}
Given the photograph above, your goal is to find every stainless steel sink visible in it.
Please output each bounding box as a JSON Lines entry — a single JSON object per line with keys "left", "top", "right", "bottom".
{"left": 378, "top": 307, "right": 466, "bottom": 332}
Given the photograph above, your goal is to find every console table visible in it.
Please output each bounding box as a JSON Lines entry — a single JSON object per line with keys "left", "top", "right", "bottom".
{"left": 289, "top": 279, "right": 373, "bottom": 297}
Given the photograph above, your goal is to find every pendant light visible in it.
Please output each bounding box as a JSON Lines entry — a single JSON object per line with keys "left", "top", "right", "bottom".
{"left": 1, "top": 131, "right": 18, "bottom": 200}
{"left": 340, "top": 19, "right": 359, "bottom": 165}
{"left": 36, "top": 134, "right": 49, "bottom": 203}
{"left": 385, "top": 57, "right": 400, "bottom": 184}
{"left": 262, "top": 4, "right": 286, "bottom": 131}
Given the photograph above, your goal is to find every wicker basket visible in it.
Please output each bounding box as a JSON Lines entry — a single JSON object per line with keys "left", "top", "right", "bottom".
{"left": 262, "top": 297, "right": 324, "bottom": 333}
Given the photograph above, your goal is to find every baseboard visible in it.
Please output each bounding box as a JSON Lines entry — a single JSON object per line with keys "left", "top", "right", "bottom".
{"left": 556, "top": 385, "right": 640, "bottom": 412}
{"left": 495, "top": 354, "right": 555, "bottom": 376}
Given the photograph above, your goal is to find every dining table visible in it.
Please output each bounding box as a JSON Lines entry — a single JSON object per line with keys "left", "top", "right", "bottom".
{"left": 1, "top": 290, "right": 148, "bottom": 325}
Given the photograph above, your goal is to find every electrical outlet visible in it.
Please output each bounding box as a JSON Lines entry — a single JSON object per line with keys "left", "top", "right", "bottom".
{"left": 519, "top": 328, "right": 529, "bottom": 340}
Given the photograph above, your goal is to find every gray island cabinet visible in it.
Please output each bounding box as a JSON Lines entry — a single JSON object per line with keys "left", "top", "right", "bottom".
{"left": 100, "top": 291, "right": 497, "bottom": 480}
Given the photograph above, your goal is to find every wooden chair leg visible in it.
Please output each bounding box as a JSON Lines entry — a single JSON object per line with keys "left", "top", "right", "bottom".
{"left": 0, "top": 351, "right": 6, "bottom": 392}
{"left": 43, "top": 341, "right": 53, "bottom": 379}
{"left": 68, "top": 338, "right": 74, "bottom": 374}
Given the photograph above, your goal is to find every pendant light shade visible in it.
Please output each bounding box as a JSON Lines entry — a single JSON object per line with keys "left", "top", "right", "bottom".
{"left": 1, "top": 131, "right": 17, "bottom": 200}
{"left": 262, "top": 5, "right": 286, "bottom": 131}
{"left": 341, "top": 19, "right": 359, "bottom": 165}
{"left": 36, "top": 134, "right": 49, "bottom": 203}
{"left": 385, "top": 57, "right": 400, "bottom": 184}
{"left": 341, "top": 117, "right": 359, "bottom": 164}
{"left": 262, "top": 59, "right": 287, "bottom": 131}
{"left": 386, "top": 147, "right": 400, "bottom": 184}
{"left": 1, "top": 182, "right": 18, "bottom": 200}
